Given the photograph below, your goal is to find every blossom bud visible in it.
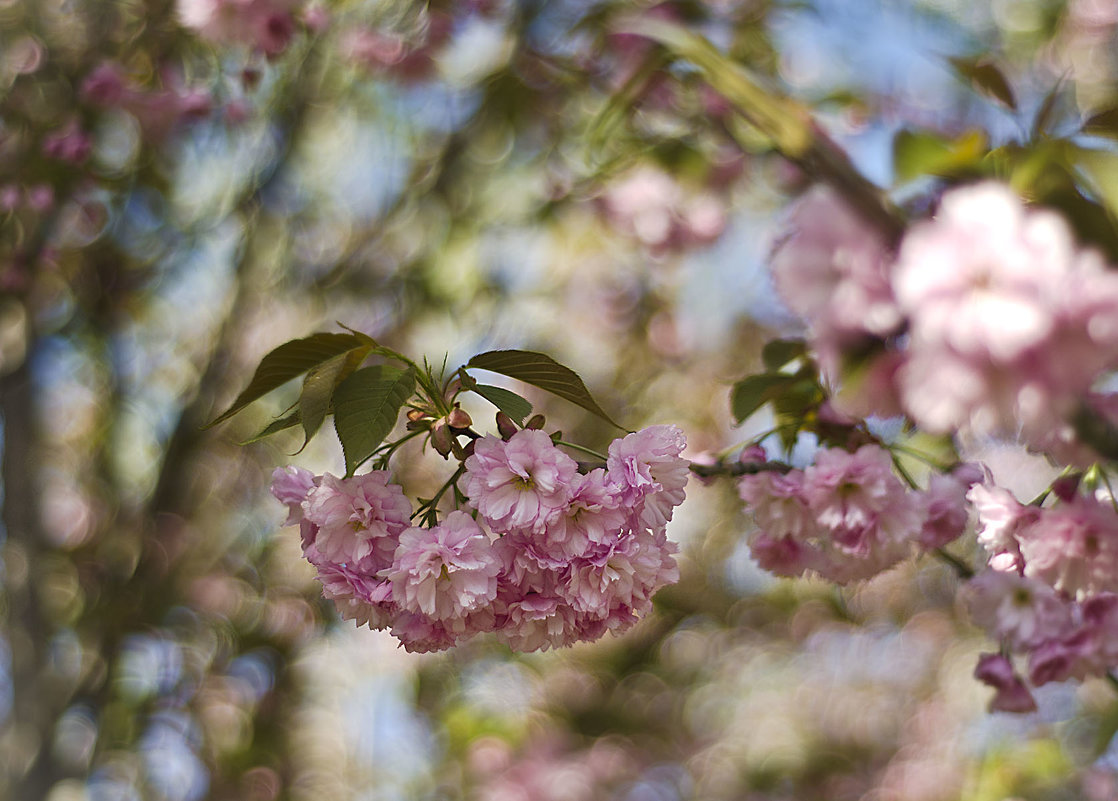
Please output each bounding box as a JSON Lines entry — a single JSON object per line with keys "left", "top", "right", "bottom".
{"left": 430, "top": 422, "right": 453, "bottom": 458}
{"left": 526, "top": 414, "right": 545, "bottom": 430}
{"left": 1050, "top": 473, "right": 1082, "bottom": 503}
{"left": 461, "top": 439, "right": 476, "bottom": 458}
{"left": 739, "top": 445, "right": 767, "bottom": 465}
{"left": 495, "top": 412, "right": 518, "bottom": 441}
{"left": 447, "top": 407, "right": 472, "bottom": 429}
{"left": 407, "top": 409, "right": 426, "bottom": 422}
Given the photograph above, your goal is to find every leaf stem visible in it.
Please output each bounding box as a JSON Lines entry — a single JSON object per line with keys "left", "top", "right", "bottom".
{"left": 554, "top": 440, "right": 609, "bottom": 462}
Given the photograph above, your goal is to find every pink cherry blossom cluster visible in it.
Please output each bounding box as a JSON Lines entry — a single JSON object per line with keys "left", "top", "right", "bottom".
{"left": 738, "top": 444, "right": 979, "bottom": 584}
{"left": 963, "top": 480, "right": 1118, "bottom": 710}
{"left": 270, "top": 425, "right": 687, "bottom": 653}
{"left": 770, "top": 182, "right": 1118, "bottom": 456}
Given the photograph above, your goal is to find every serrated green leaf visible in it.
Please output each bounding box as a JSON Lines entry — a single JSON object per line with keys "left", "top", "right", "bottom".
{"left": 469, "top": 383, "right": 533, "bottom": 426}
{"left": 238, "top": 411, "right": 302, "bottom": 445}
{"left": 298, "top": 347, "right": 370, "bottom": 449}
{"left": 205, "top": 333, "right": 366, "bottom": 428}
{"left": 949, "top": 56, "right": 1017, "bottom": 110}
{"left": 761, "top": 339, "right": 806, "bottom": 371}
{"left": 730, "top": 373, "right": 795, "bottom": 424}
{"left": 333, "top": 365, "right": 417, "bottom": 476}
{"left": 466, "top": 350, "right": 625, "bottom": 430}
{"left": 892, "top": 129, "right": 987, "bottom": 184}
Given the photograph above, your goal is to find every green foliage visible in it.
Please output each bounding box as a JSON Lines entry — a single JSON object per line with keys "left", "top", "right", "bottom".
{"left": 458, "top": 371, "right": 534, "bottom": 426}
{"left": 892, "top": 129, "right": 987, "bottom": 184}
{"left": 761, "top": 339, "right": 806, "bottom": 372}
{"left": 298, "top": 347, "right": 371, "bottom": 448}
{"left": 731, "top": 373, "right": 799, "bottom": 424}
{"left": 205, "top": 333, "right": 373, "bottom": 427}
{"left": 332, "top": 365, "right": 418, "bottom": 476}
{"left": 466, "top": 350, "right": 625, "bottom": 430}
{"left": 948, "top": 56, "right": 1017, "bottom": 109}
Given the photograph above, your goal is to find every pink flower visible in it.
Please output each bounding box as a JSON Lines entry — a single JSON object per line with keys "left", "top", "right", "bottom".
{"left": 302, "top": 472, "right": 412, "bottom": 572}
{"left": 463, "top": 430, "right": 578, "bottom": 534}
{"left": 769, "top": 185, "right": 900, "bottom": 375}
{"left": 916, "top": 466, "right": 980, "bottom": 550}
{"left": 270, "top": 465, "right": 316, "bottom": 525}
{"left": 801, "top": 445, "right": 923, "bottom": 557}
{"left": 315, "top": 562, "right": 395, "bottom": 630}
{"left": 494, "top": 591, "right": 585, "bottom": 652}
{"left": 1016, "top": 496, "right": 1118, "bottom": 599}
{"left": 606, "top": 424, "right": 689, "bottom": 532}
{"left": 973, "top": 653, "right": 1037, "bottom": 713}
{"left": 963, "top": 569, "right": 1074, "bottom": 649}
{"left": 968, "top": 483, "right": 1036, "bottom": 566}
{"left": 563, "top": 528, "right": 679, "bottom": 617}
{"left": 384, "top": 512, "right": 501, "bottom": 621}
{"left": 748, "top": 533, "right": 821, "bottom": 578}
{"left": 538, "top": 469, "right": 627, "bottom": 560}
{"left": 893, "top": 182, "right": 1118, "bottom": 438}
{"left": 738, "top": 470, "right": 813, "bottom": 540}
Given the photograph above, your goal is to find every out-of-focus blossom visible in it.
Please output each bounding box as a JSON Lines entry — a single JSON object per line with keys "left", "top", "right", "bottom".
{"left": 82, "top": 63, "right": 213, "bottom": 140}
{"left": 894, "top": 182, "right": 1118, "bottom": 442}
{"left": 963, "top": 569, "right": 1074, "bottom": 649}
{"left": 599, "top": 166, "right": 727, "bottom": 253}
{"left": 916, "top": 465, "right": 981, "bottom": 550}
{"left": 769, "top": 184, "right": 901, "bottom": 375}
{"left": 178, "top": 0, "right": 302, "bottom": 56}
{"left": 973, "top": 653, "right": 1037, "bottom": 713}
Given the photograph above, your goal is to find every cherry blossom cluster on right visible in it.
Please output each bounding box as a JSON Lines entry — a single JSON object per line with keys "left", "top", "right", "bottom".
{"left": 754, "top": 180, "right": 1118, "bottom": 712}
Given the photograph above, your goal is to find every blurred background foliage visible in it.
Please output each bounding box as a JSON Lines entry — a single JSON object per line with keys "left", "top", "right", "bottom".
{"left": 5, "top": 0, "right": 1118, "bottom": 799}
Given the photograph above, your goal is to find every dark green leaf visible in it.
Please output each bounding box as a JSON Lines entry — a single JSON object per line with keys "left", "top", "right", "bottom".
{"left": 238, "top": 411, "right": 302, "bottom": 445}
{"left": 731, "top": 373, "right": 795, "bottom": 424}
{"left": 298, "top": 348, "right": 369, "bottom": 449}
{"left": 761, "top": 339, "right": 806, "bottom": 371}
{"left": 333, "top": 365, "right": 417, "bottom": 476}
{"left": 892, "top": 129, "right": 987, "bottom": 184}
{"left": 949, "top": 57, "right": 1017, "bottom": 110}
{"left": 205, "top": 333, "right": 366, "bottom": 428}
{"left": 1083, "top": 106, "right": 1118, "bottom": 140}
{"left": 466, "top": 350, "right": 625, "bottom": 430}
{"left": 469, "top": 384, "right": 533, "bottom": 426}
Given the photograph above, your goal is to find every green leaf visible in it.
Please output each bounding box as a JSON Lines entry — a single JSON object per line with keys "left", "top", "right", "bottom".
{"left": 1083, "top": 106, "right": 1118, "bottom": 140}
{"left": 761, "top": 339, "right": 806, "bottom": 371}
{"left": 1073, "top": 146, "right": 1118, "bottom": 220}
{"left": 333, "top": 365, "right": 417, "bottom": 476}
{"left": 238, "top": 410, "right": 302, "bottom": 445}
{"left": 298, "top": 347, "right": 370, "bottom": 449}
{"left": 466, "top": 350, "right": 625, "bottom": 430}
{"left": 205, "top": 333, "right": 367, "bottom": 428}
{"left": 730, "top": 373, "right": 795, "bottom": 424}
{"left": 469, "top": 384, "right": 533, "bottom": 426}
{"left": 892, "top": 129, "right": 987, "bottom": 184}
{"left": 622, "top": 18, "right": 813, "bottom": 158}
{"left": 949, "top": 56, "right": 1017, "bottom": 110}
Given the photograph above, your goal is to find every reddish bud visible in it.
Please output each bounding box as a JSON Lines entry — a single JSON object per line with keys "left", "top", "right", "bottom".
{"left": 462, "top": 440, "right": 476, "bottom": 458}
{"left": 407, "top": 409, "right": 426, "bottom": 422}
{"left": 430, "top": 422, "right": 453, "bottom": 458}
{"left": 447, "top": 407, "right": 472, "bottom": 429}
{"left": 496, "top": 412, "right": 517, "bottom": 441}
{"left": 526, "top": 414, "right": 545, "bottom": 430}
